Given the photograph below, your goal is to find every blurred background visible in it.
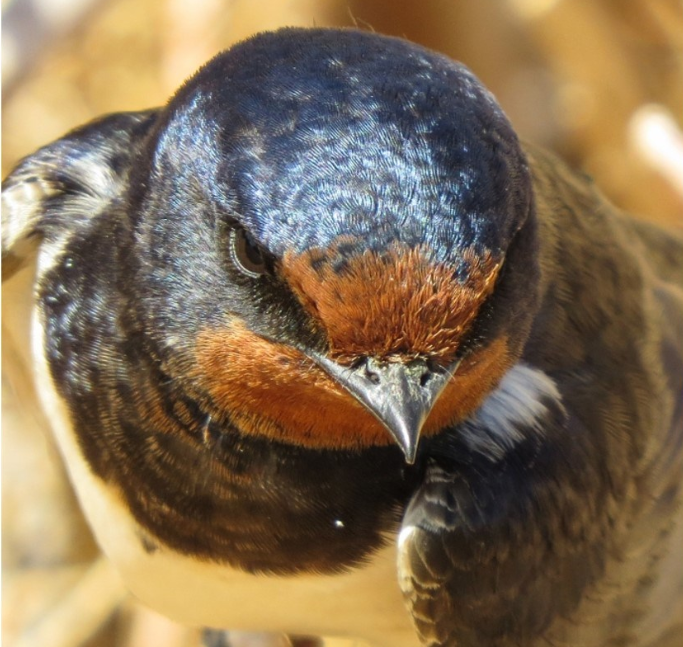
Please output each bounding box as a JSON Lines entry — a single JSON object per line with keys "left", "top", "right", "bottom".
{"left": 2, "top": 1, "right": 683, "bottom": 646}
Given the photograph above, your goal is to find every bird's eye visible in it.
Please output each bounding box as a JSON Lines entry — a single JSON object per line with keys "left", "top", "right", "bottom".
{"left": 229, "top": 227, "right": 270, "bottom": 278}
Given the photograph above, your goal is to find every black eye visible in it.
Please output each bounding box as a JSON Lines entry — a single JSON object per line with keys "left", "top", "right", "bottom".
{"left": 229, "top": 227, "right": 269, "bottom": 278}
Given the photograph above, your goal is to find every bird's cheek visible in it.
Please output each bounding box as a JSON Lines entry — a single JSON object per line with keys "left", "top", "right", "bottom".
{"left": 191, "top": 323, "right": 511, "bottom": 450}
{"left": 423, "top": 335, "right": 512, "bottom": 434}
{"left": 191, "top": 321, "right": 395, "bottom": 449}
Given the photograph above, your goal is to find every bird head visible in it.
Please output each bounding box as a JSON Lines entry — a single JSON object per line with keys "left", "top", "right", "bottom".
{"left": 126, "top": 28, "right": 540, "bottom": 463}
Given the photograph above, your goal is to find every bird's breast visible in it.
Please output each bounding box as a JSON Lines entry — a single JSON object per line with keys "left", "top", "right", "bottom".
{"left": 33, "top": 329, "right": 419, "bottom": 645}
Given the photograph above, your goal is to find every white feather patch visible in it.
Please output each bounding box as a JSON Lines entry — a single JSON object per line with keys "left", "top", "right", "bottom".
{"left": 459, "top": 363, "right": 564, "bottom": 460}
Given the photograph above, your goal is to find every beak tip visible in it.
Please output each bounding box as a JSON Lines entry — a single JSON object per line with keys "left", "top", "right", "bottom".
{"left": 403, "top": 448, "right": 418, "bottom": 465}
{"left": 392, "top": 426, "right": 420, "bottom": 465}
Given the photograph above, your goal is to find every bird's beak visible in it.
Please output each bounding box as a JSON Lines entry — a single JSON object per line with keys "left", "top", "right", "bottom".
{"left": 310, "top": 354, "right": 459, "bottom": 464}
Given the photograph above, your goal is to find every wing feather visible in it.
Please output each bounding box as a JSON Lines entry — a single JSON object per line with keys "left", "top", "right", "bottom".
{"left": 2, "top": 110, "right": 158, "bottom": 279}
{"left": 398, "top": 364, "right": 612, "bottom": 646}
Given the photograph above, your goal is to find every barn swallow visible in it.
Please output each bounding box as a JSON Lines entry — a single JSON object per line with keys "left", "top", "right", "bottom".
{"left": 3, "top": 27, "right": 683, "bottom": 647}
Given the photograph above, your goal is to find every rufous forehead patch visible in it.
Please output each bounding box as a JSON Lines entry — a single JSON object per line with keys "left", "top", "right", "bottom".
{"left": 281, "top": 243, "right": 502, "bottom": 364}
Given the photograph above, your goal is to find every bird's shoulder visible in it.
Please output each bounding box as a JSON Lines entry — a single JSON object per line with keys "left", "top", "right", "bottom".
{"left": 2, "top": 110, "right": 158, "bottom": 274}
{"left": 398, "top": 146, "right": 683, "bottom": 645}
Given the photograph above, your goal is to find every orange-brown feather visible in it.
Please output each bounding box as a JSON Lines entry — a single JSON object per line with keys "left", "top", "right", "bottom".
{"left": 193, "top": 322, "right": 511, "bottom": 450}
{"left": 423, "top": 335, "right": 512, "bottom": 434}
{"left": 281, "top": 244, "right": 501, "bottom": 364}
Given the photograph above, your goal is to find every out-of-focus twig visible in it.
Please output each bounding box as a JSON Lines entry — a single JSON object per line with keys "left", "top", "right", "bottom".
{"left": 124, "top": 604, "right": 200, "bottom": 647}
{"left": 12, "top": 558, "right": 127, "bottom": 647}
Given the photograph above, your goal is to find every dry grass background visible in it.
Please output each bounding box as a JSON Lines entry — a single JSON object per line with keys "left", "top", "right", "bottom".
{"left": 2, "top": 1, "right": 682, "bottom": 646}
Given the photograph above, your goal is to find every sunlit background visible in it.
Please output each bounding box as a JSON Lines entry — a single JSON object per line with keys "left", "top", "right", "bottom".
{"left": 3, "top": 1, "right": 683, "bottom": 646}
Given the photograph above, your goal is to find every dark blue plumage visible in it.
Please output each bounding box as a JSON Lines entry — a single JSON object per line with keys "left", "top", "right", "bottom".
{"left": 152, "top": 29, "right": 530, "bottom": 263}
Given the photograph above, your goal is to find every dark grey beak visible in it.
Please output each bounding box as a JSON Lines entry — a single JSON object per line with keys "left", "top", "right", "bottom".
{"left": 311, "top": 354, "right": 458, "bottom": 464}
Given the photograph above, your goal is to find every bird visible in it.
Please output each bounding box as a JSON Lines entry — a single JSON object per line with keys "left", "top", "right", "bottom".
{"left": 2, "top": 26, "right": 683, "bottom": 647}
